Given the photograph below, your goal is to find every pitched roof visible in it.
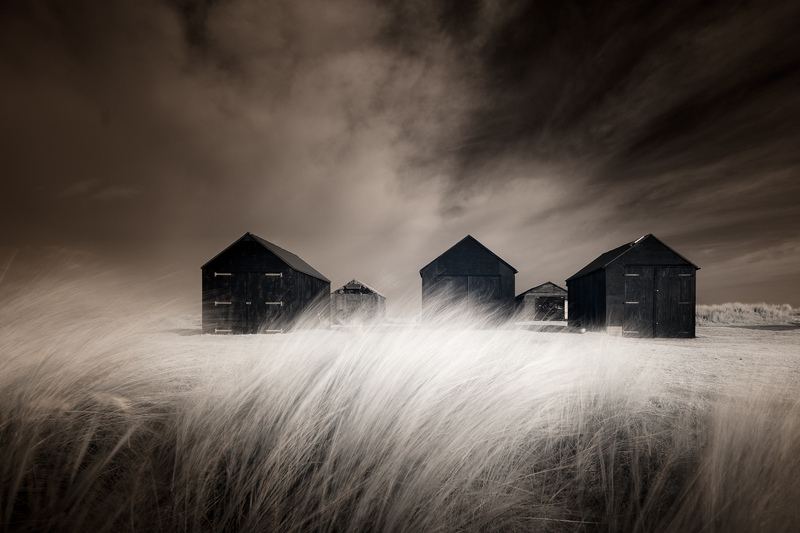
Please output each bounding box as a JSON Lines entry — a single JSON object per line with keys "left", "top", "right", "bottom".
{"left": 566, "top": 234, "right": 699, "bottom": 281}
{"left": 202, "top": 232, "right": 330, "bottom": 282}
{"left": 334, "top": 279, "right": 386, "bottom": 298}
{"left": 419, "top": 235, "right": 518, "bottom": 274}
{"left": 516, "top": 282, "right": 567, "bottom": 299}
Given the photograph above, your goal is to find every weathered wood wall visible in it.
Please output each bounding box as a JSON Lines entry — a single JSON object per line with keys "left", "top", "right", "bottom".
{"left": 604, "top": 237, "right": 694, "bottom": 330}
{"left": 420, "top": 237, "right": 515, "bottom": 321}
{"left": 201, "top": 237, "right": 330, "bottom": 334}
{"left": 569, "top": 235, "right": 697, "bottom": 337}
{"left": 567, "top": 270, "right": 606, "bottom": 330}
{"left": 331, "top": 293, "right": 386, "bottom": 325}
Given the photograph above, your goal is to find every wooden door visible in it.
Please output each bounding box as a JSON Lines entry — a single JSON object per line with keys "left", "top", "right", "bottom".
{"left": 623, "top": 266, "right": 654, "bottom": 337}
{"left": 229, "top": 272, "right": 250, "bottom": 333}
{"left": 209, "top": 272, "right": 236, "bottom": 333}
{"left": 247, "top": 272, "right": 286, "bottom": 333}
{"left": 654, "top": 267, "right": 695, "bottom": 338}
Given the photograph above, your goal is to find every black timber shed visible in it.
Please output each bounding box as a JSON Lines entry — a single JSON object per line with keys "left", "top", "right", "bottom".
{"left": 420, "top": 235, "right": 517, "bottom": 321}
{"left": 515, "top": 282, "right": 567, "bottom": 321}
{"left": 201, "top": 232, "right": 331, "bottom": 334}
{"left": 566, "top": 234, "right": 699, "bottom": 338}
{"left": 331, "top": 279, "right": 387, "bottom": 325}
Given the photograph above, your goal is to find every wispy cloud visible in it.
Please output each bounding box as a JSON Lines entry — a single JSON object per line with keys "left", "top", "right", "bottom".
{"left": 0, "top": 0, "right": 798, "bottom": 307}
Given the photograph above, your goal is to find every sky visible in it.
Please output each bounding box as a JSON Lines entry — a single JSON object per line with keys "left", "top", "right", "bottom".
{"left": 1, "top": 0, "right": 799, "bottom": 314}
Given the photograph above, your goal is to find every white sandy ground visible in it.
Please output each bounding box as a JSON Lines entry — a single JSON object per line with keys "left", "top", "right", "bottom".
{"left": 143, "top": 318, "right": 800, "bottom": 409}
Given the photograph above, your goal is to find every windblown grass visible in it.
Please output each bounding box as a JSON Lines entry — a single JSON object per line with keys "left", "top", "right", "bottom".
{"left": 696, "top": 302, "right": 797, "bottom": 326}
{"left": 2, "top": 271, "right": 799, "bottom": 531}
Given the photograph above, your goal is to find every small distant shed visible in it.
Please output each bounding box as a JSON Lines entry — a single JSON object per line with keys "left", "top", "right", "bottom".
{"left": 515, "top": 282, "right": 567, "bottom": 321}
{"left": 419, "top": 235, "right": 517, "bottom": 321}
{"left": 201, "top": 232, "right": 331, "bottom": 334}
{"left": 331, "top": 279, "right": 387, "bottom": 325}
{"left": 566, "top": 234, "right": 699, "bottom": 338}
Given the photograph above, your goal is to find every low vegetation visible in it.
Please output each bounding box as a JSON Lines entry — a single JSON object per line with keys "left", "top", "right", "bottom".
{"left": 1, "top": 272, "right": 799, "bottom": 532}
{"left": 696, "top": 302, "right": 797, "bottom": 326}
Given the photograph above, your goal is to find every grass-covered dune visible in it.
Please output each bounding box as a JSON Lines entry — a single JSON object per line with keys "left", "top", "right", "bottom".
{"left": 696, "top": 302, "right": 798, "bottom": 326}
{"left": 2, "top": 271, "right": 800, "bottom": 532}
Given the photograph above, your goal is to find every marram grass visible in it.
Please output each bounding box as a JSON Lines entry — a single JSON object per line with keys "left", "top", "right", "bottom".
{"left": 696, "top": 302, "right": 796, "bottom": 326}
{"left": 1, "top": 273, "right": 799, "bottom": 532}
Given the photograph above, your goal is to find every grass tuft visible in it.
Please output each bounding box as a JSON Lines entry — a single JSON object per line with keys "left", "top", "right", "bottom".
{"left": 696, "top": 302, "right": 796, "bottom": 326}
{"left": 2, "top": 270, "right": 799, "bottom": 531}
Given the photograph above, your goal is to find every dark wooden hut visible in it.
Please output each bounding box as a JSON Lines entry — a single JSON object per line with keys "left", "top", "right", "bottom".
{"left": 331, "top": 279, "right": 387, "bottom": 325}
{"left": 515, "top": 282, "right": 567, "bottom": 321}
{"left": 201, "top": 232, "right": 330, "bottom": 334}
{"left": 566, "top": 234, "right": 699, "bottom": 338}
{"left": 419, "top": 235, "right": 517, "bottom": 321}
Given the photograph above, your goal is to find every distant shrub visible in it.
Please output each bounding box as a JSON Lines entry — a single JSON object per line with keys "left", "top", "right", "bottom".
{"left": 696, "top": 302, "right": 796, "bottom": 326}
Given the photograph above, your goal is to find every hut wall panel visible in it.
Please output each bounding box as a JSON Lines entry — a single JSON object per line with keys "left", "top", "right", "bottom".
{"left": 467, "top": 275, "right": 502, "bottom": 316}
{"left": 619, "top": 237, "right": 693, "bottom": 267}
{"left": 605, "top": 262, "right": 626, "bottom": 328}
{"left": 654, "top": 266, "right": 696, "bottom": 338}
{"left": 420, "top": 263, "right": 437, "bottom": 316}
{"left": 437, "top": 253, "right": 501, "bottom": 276}
{"left": 230, "top": 273, "right": 250, "bottom": 333}
{"left": 289, "top": 271, "right": 330, "bottom": 329}
{"left": 622, "top": 266, "right": 654, "bottom": 337}
{"left": 593, "top": 270, "right": 607, "bottom": 329}
{"left": 566, "top": 279, "right": 580, "bottom": 328}
{"left": 247, "top": 272, "right": 289, "bottom": 333}
{"left": 203, "top": 239, "right": 287, "bottom": 272}
{"left": 430, "top": 275, "right": 469, "bottom": 314}
{"left": 202, "top": 270, "right": 239, "bottom": 333}
{"left": 567, "top": 270, "right": 605, "bottom": 330}
{"left": 435, "top": 238, "right": 504, "bottom": 276}
{"left": 332, "top": 293, "right": 386, "bottom": 324}
{"left": 498, "top": 263, "right": 516, "bottom": 318}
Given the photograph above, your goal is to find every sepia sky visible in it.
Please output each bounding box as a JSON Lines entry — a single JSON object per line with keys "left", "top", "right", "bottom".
{"left": 1, "top": 0, "right": 799, "bottom": 313}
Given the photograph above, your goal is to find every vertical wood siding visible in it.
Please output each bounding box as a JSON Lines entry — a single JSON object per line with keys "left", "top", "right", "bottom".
{"left": 570, "top": 235, "right": 697, "bottom": 338}
{"left": 201, "top": 237, "right": 330, "bottom": 334}
{"left": 420, "top": 237, "right": 515, "bottom": 322}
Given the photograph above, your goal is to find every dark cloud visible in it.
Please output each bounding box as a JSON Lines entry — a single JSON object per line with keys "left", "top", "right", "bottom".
{"left": 167, "top": 0, "right": 222, "bottom": 50}
{"left": 378, "top": 1, "right": 800, "bottom": 290}
{"left": 0, "top": 0, "right": 798, "bottom": 309}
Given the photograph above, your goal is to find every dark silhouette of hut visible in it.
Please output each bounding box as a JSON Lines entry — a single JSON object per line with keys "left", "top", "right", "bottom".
{"left": 515, "top": 282, "right": 567, "bottom": 321}
{"left": 420, "top": 235, "right": 517, "bottom": 321}
{"left": 331, "top": 279, "right": 387, "bottom": 325}
{"left": 566, "top": 234, "right": 699, "bottom": 338}
{"left": 201, "top": 232, "right": 330, "bottom": 334}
